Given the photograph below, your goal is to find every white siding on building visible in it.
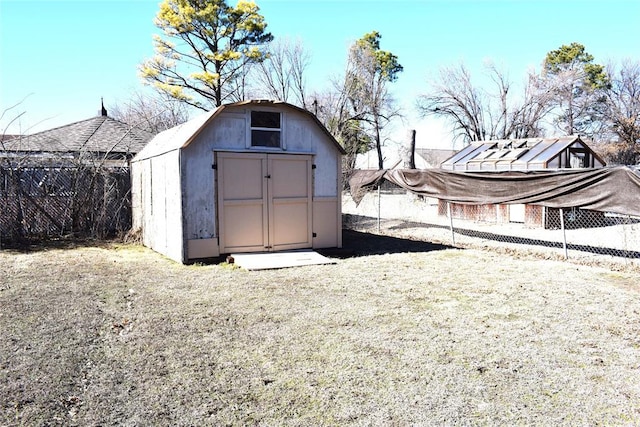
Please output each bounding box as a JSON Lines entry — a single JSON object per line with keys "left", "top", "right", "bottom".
{"left": 132, "top": 150, "right": 183, "bottom": 263}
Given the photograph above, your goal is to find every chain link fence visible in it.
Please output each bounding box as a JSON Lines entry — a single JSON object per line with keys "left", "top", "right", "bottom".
{"left": 343, "top": 184, "right": 640, "bottom": 269}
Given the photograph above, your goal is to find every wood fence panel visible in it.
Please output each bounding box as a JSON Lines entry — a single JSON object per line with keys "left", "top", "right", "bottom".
{"left": 0, "top": 166, "right": 131, "bottom": 243}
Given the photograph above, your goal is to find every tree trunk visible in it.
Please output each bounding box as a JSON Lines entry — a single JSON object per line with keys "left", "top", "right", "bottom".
{"left": 375, "top": 124, "right": 384, "bottom": 170}
{"left": 402, "top": 129, "right": 416, "bottom": 169}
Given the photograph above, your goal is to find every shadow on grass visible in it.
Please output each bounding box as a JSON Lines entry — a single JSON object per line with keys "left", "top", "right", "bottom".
{"left": 0, "top": 236, "right": 118, "bottom": 253}
{"left": 318, "top": 228, "right": 454, "bottom": 259}
{"left": 3, "top": 221, "right": 454, "bottom": 261}
{"left": 6, "top": 221, "right": 637, "bottom": 261}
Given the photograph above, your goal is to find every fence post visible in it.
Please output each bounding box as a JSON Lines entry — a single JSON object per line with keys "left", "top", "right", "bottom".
{"left": 377, "top": 184, "right": 381, "bottom": 233}
{"left": 448, "top": 201, "right": 456, "bottom": 245}
{"left": 559, "top": 208, "right": 568, "bottom": 259}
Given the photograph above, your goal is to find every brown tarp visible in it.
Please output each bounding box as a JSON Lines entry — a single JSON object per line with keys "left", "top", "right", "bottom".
{"left": 349, "top": 166, "right": 640, "bottom": 217}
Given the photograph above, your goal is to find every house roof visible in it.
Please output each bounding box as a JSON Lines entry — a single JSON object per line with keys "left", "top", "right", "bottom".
{"left": 416, "top": 148, "right": 457, "bottom": 168}
{"left": 0, "top": 134, "right": 21, "bottom": 143}
{"left": 441, "top": 136, "right": 606, "bottom": 171}
{"left": 2, "top": 116, "right": 154, "bottom": 155}
{"left": 355, "top": 145, "right": 433, "bottom": 169}
{"left": 133, "top": 100, "right": 346, "bottom": 162}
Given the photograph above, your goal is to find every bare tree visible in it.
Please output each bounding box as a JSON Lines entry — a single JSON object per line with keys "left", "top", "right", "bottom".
{"left": 311, "top": 32, "right": 403, "bottom": 175}
{"left": 512, "top": 72, "right": 554, "bottom": 138}
{"left": 600, "top": 59, "right": 640, "bottom": 164}
{"left": 417, "top": 62, "right": 551, "bottom": 145}
{"left": 253, "top": 38, "right": 312, "bottom": 108}
{"left": 109, "top": 92, "right": 191, "bottom": 134}
{"left": 484, "top": 63, "right": 551, "bottom": 139}
{"left": 225, "top": 63, "right": 254, "bottom": 103}
{"left": 289, "top": 40, "right": 312, "bottom": 109}
{"left": 418, "top": 63, "right": 486, "bottom": 144}
{"left": 311, "top": 84, "right": 371, "bottom": 177}
{"left": 1, "top": 101, "right": 28, "bottom": 242}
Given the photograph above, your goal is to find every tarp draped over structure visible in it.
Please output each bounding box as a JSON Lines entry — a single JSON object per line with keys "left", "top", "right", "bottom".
{"left": 349, "top": 166, "right": 640, "bottom": 217}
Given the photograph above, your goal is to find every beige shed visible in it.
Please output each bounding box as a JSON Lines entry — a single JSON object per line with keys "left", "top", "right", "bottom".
{"left": 130, "top": 100, "right": 345, "bottom": 263}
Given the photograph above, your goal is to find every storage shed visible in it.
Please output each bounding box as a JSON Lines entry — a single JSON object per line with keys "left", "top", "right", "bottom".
{"left": 130, "top": 100, "right": 345, "bottom": 263}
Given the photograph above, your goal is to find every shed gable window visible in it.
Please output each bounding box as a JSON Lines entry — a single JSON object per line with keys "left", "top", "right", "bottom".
{"left": 251, "top": 111, "right": 281, "bottom": 148}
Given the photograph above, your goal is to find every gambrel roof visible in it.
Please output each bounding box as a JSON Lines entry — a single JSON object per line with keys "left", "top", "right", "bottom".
{"left": 134, "top": 100, "right": 346, "bottom": 162}
{"left": 2, "top": 115, "right": 154, "bottom": 156}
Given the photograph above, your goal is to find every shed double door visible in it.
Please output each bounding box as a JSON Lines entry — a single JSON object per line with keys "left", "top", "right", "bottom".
{"left": 217, "top": 152, "right": 313, "bottom": 253}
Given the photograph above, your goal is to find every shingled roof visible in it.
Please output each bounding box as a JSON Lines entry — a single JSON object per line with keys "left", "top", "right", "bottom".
{"left": 2, "top": 115, "right": 154, "bottom": 155}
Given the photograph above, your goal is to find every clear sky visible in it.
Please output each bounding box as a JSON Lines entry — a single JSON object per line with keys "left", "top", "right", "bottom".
{"left": 1, "top": 0, "right": 639, "bottom": 148}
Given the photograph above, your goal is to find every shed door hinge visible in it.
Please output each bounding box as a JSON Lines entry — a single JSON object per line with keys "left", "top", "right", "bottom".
{"left": 312, "top": 232, "right": 317, "bottom": 238}
{"left": 312, "top": 164, "right": 317, "bottom": 169}
{"left": 212, "top": 164, "right": 217, "bottom": 170}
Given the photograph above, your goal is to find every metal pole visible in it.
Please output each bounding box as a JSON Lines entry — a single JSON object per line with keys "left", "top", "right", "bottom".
{"left": 559, "top": 208, "right": 568, "bottom": 259}
{"left": 377, "top": 185, "right": 381, "bottom": 233}
{"left": 448, "top": 201, "right": 456, "bottom": 245}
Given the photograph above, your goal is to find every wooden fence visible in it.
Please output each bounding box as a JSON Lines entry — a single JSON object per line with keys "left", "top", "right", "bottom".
{"left": 0, "top": 165, "right": 131, "bottom": 244}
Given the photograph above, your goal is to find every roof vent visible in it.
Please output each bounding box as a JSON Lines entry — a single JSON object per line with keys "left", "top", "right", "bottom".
{"left": 100, "top": 97, "right": 108, "bottom": 116}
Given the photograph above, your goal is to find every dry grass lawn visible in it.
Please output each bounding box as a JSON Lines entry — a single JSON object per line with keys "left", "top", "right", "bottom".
{"left": 1, "top": 230, "right": 640, "bottom": 426}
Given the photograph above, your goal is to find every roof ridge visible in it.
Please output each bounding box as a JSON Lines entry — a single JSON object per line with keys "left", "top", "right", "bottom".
{"left": 3, "top": 115, "right": 153, "bottom": 154}
{"left": 78, "top": 116, "right": 108, "bottom": 148}
{"left": 101, "top": 115, "right": 155, "bottom": 136}
{"left": 25, "top": 115, "right": 153, "bottom": 138}
{"left": 25, "top": 116, "right": 101, "bottom": 137}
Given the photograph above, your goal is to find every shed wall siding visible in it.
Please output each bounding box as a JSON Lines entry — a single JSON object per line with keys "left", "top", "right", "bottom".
{"left": 313, "top": 146, "right": 340, "bottom": 198}
{"left": 286, "top": 117, "right": 313, "bottom": 152}
{"left": 182, "top": 108, "right": 341, "bottom": 243}
{"left": 141, "top": 160, "right": 153, "bottom": 248}
{"left": 285, "top": 114, "right": 340, "bottom": 197}
{"left": 138, "top": 151, "right": 184, "bottom": 263}
{"left": 130, "top": 161, "right": 143, "bottom": 231}
{"left": 181, "top": 110, "right": 248, "bottom": 242}
{"left": 208, "top": 113, "right": 247, "bottom": 148}
{"left": 182, "top": 143, "right": 217, "bottom": 241}
{"left": 134, "top": 102, "right": 343, "bottom": 263}
{"left": 150, "top": 156, "right": 167, "bottom": 251}
{"left": 165, "top": 152, "right": 184, "bottom": 262}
